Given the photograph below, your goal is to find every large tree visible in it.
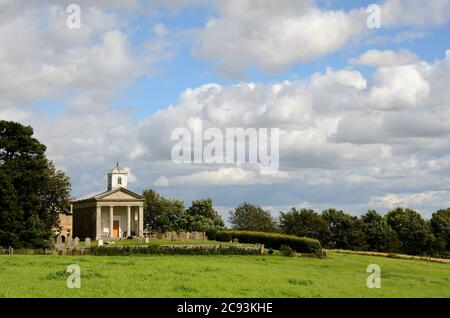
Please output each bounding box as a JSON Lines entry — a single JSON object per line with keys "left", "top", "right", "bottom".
{"left": 0, "top": 120, "right": 71, "bottom": 248}
{"left": 279, "top": 208, "right": 330, "bottom": 244}
{"left": 321, "top": 209, "right": 366, "bottom": 250}
{"left": 186, "top": 198, "right": 224, "bottom": 231}
{"left": 229, "top": 203, "right": 278, "bottom": 232}
{"left": 430, "top": 208, "right": 450, "bottom": 256}
{"left": 361, "top": 210, "right": 400, "bottom": 253}
{"left": 385, "top": 207, "right": 434, "bottom": 256}
{"left": 142, "top": 189, "right": 187, "bottom": 232}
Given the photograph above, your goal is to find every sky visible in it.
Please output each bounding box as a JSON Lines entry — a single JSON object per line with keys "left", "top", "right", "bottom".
{"left": 1, "top": 0, "right": 450, "bottom": 219}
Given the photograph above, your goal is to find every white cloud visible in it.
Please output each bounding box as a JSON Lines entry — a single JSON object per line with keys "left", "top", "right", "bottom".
{"left": 369, "top": 191, "right": 450, "bottom": 217}
{"left": 129, "top": 51, "right": 450, "bottom": 216}
{"left": 195, "top": 0, "right": 450, "bottom": 77}
{"left": 158, "top": 167, "right": 290, "bottom": 187}
{"left": 154, "top": 176, "right": 171, "bottom": 187}
{"left": 368, "top": 64, "right": 430, "bottom": 110}
{"left": 350, "top": 49, "right": 419, "bottom": 67}
{"left": 196, "top": 0, "right": 367, "bottom": 76}
{"left": 382, "top": 0, "right": 450, "bottom": 27}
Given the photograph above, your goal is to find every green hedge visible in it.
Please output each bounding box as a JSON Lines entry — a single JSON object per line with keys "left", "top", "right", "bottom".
{"left": 215, "top": 230, "right": 322, "bottom": 254}
{"left": 89, "top": 245, "right": 261, "bottom": 256}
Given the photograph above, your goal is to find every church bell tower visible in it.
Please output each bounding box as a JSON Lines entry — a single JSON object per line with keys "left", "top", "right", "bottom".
{"left": 107, "top": 162, "right": 128, "bottom": 191}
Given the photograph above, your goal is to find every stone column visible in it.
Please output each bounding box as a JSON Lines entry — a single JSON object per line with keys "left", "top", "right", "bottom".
{"left": 138, "top": 205, "right": 144, "bottom": 237}
{"left": 127, "top": 206, "right": 131, "bottom": 238}
{"left": 96, "top": 205, "right": 102, "bottom": 240}
{"left": 109, "top": 206, "right": 114, "bottom": 238}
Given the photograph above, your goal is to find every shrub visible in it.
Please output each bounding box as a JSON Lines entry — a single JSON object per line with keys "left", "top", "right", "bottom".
{"left": 205, "top": 228, "right": 217, "bottom": 240}
{"left": 215, "top": 231, "right": 232, "bottom": 242}
{"left": 89, "top": 245, "right": 261, "bottom": 256}
{"left": 268, "top": 248, "right": 274, "bottom": 255}
{"left": 280, "top": 245, "right": 295, "bottom": 257}
{"left": 215, "top": 230, "right": 321, "bottom": 255}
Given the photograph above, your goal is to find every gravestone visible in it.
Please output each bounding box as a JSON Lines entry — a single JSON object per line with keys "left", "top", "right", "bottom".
{"left": 157, "top": 233, "right": 163, "bottom": 240}
{"left": 55, "top": 236, "right": 64, "bottom": 251}
{"left": 233, "top": 238, "right": 239, "bottom": 243}
{"left": 186, "top": 232, "right": 191, "bottom": 240}
{"left": 98, "top": 239, "right": 104, "bottom": 247}
{"left": 85, "top": 237, "right": 91, "bottom": 247}
{"left": 180, "top": 232, "right": 187, "bottom": 241}
{"left": 193, "top": 231, "right": 204, "bottom": 240}
{"left": 74, "top": 237, "right": 80, "bottom": 247}
{"left": 67, "top": 235, "right": 73, "bottom": 247}
{"left": 145, "top": 237, "right": 149, "bottom": 243}
{"left": 171, "top": 231, "right": 178, "bottom": 241}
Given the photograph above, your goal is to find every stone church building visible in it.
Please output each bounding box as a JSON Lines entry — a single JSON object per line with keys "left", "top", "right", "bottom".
{"left": 72, "top": 163, "right": 145, "bottom": 240}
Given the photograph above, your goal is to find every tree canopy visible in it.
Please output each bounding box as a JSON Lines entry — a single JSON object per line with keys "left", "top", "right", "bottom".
{"left": 0, "top": 120, "right": 71, "bottom": 248}
{"left": 229, "top": 202, "right": 278, "bottom": 232}
{"left": 143, "top": 190, "right": 224, "bottom": 233}
{"left": 385, "top": 207, "right": 434, "bottom": 256}
{"left": 321, "top": 209, "right": 366, "bottom": 250}
{"left": 279, "top": 208, "right": 330, "bottom": 244}
{"left": 186, "top": 198, "right": 225, "bottom": 231}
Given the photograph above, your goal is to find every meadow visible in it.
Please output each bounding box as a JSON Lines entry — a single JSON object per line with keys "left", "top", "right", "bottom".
{"left": 0, "top": 252, "right": 448, "bottom": 298}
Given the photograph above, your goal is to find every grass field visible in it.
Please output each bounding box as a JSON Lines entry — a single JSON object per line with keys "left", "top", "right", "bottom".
{"left": 0, "top": 252, "right": 448, "bottom": 298}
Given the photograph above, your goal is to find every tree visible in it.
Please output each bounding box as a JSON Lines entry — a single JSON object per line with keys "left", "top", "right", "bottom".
{"left": 229, "top": 203, "right": 278, "bottom": 232}
{"left": 186, "top": 198, "right": 224, "bottom": 231}
{"left": 430, "top": 208, "right": 450, "bottom": 256}
{"left": 361, "top": 210, "right": 400, "bottom": 252}
{"left": 0, "top": 120, "right": 71, "bottom": 248}
{"left": 39, "top": 161, "right": 71, "bottom": 229}
{"left": 0, "top": 169, "right": 21, "bottom": 246}
{"left": 385, "top": 207, "right": 434, "bottom": 256}
{"left": 321, "top": 209, "right": 366, "bottom": 250}
{"left": 142, "top": 189, "right": 187, "bottom": 232}
{"left": 279, "top": 208, "right": 330, "bottom": 244}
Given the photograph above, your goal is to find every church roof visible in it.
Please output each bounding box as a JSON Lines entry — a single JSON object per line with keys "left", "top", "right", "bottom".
{"left": 108, "top": 162, "right": 127, "bottom": 174}
{"left": 73, "top": 187, "right": 144, "bottom": 203}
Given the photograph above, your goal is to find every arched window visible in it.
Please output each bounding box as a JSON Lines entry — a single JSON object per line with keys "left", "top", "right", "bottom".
{"left": 118, "top": 177, "right": 122, "bottom": 185}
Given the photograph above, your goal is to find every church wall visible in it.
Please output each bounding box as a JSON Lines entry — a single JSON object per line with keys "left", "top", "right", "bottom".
{"left": 72, "top": 206, "right": 96, "bottom": 240}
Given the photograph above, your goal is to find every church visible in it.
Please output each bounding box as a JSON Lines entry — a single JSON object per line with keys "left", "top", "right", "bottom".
{"left": 72, "top": 163, "right": 145, "bottom": 240}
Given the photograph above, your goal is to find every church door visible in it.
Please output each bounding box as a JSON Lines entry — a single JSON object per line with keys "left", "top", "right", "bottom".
{"left": 113, "top": 221, "right": 119, "bottom": 238}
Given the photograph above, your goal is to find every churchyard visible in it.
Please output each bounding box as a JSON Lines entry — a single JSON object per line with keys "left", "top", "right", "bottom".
{"left": 0, "top": 251, "right": 448, "bottom": 298}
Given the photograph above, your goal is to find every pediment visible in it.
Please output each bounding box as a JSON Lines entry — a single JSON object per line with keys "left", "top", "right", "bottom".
{"left": 96, "top": 188, "right": 144, "bottom": 201}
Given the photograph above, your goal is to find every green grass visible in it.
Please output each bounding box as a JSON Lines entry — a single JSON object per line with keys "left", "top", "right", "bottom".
{"left": 0, "top": 252, "right": 448, "bottom": 298}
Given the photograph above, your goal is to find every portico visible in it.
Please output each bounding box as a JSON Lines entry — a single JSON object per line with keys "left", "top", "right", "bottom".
{"left": 72, "top": 164, "right": 145, "bottom": 240}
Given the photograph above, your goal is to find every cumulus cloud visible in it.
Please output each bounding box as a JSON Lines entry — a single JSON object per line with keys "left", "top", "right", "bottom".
{"left": 196, "top": 0, "right": 367, "bottom": 76}
{"left": 156, "top": 167, "right": 290, "bottom": 187}
{"left": 0, "top": 1, "right": 178, "bottom": 197}
{"left": 195, "top": 0, "right": 450, "bottom": 77}
{"left": 349, "top": 49, "right": 419, "bottom": 67}
{"left": 131, "top": 51, "right": 450, "bottom": 215}
{"left": 381, "top": 0, "right": 450, "bottom": 27}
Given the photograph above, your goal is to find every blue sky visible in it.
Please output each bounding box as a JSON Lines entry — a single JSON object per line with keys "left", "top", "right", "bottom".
{"left": 2, "top": 0, "right": 450, "bottom": 218}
